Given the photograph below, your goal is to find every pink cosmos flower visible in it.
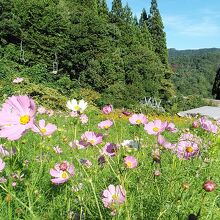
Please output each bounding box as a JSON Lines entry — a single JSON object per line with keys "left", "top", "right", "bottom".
{"left": 80, "top": 159, "right": 92, "bottom": 168}
{"left": 157, "top": 135, "right": 176, "bottom": 150}
{"left": 144, "top": 120, "right": 166, "bottom": 135}
{"left": 102, "top": 143, "right": 119, "bottom": 157}
{"left": 0, "top": 95, "right": 36, "bottom": 140}
{"left": 81, "top": 131, "right": 103, "bottom": 146}
{"left": 166, "top": 122, "right": 178, "bottom": 133}
{"left": 102, "top": 104, "right": 113, "bottom": 114}
{"left": 98, "top": 155, "right": 106, "bottom": 165}
{"left": 53, "top": 146, "right": 62, "bottom": 154}
{"left": 98, "top": 120, "right": 113, "bottom": 130}
{"left": 177, "top": 140, "right": 199, "bottom": 160}
{"left": 0, "top": 159, "right": 5, "bottom": 172}
{"left": 37, "top": 106, "right": 46, "bottom": 114}
{"left": 50, "top": 161, "right": 75, "bottom": 185}
{"left": 80, "top": 114, "right": 88, "bottom": 124}
{"left": 122, "top": 110, "right": 131, "bottom": 116}
{"left": 129, "top": 114, "right": 147, "bottom": 125}
{"left": 70, "top": 111, "right": 79, "bottom": 118}
{"left": 69, "top": 140, "right": 86, "bottom": 149}
{"left": 46, "top": 109, "right": 54, "bottom": 117}
{"left": 0, "top": 177, "right": 7, "bottom": 183}
{"left": 102, "top": 185, "right": 126, "bottom": 208}
{"left": 199, "top": 117, "right": 218, "bottom": 134}
{"left": 124, "top": 156, "right": 138, "bottom": 169}
{"left": 13, "top": 77, "right": 23, "bottom": 84}
{"left": 32, "top": 119, "right": 57, "bottom": 136}
{"left": 0, "top": 144, "right": 10, "bottom": 157}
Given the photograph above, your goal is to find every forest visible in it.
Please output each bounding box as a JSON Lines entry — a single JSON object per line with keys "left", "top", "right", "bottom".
{"left": 0, "top": 0, "right": 174, "bottom": 110}
{"left": 169, "top": 48, "right": 220, "bottom": 99}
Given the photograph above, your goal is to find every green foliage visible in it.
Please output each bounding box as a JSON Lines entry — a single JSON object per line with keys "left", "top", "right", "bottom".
{"left": 169, "top": 48, "right": 220, "bottom": 98}
{"left": 0, "top": 0, "right": 174, "bottom": 109}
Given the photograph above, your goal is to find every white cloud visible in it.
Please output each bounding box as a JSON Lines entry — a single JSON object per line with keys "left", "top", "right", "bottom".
{"left": 163, "top": 15, "right": 220, "bottom": 37}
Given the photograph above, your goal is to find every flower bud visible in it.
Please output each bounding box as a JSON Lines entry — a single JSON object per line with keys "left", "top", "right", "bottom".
{"left": 203, "top": 180, "right": 217, "bottom": 192}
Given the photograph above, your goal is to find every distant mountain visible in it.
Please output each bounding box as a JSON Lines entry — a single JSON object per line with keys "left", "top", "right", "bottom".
{"left": 168, "top": 48, "right": 220, "bottom": 98}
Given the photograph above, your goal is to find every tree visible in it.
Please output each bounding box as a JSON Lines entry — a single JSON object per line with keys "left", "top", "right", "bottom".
{"left": 139, "top": 8, "right": 148, "bottom": 27}
{"left": 212, "top": 68, "right": 220, "bottom": 99}
{"left": 148, "top": 0, "right": 168, "bottom": 66}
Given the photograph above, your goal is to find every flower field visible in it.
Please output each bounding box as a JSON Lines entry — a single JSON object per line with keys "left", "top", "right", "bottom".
{"left": 0, "top": 95, "right": 220, "bottom": 219}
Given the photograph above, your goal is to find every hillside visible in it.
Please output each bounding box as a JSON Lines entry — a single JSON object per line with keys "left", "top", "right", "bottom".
{"left": 169, "top": 48, "right": 220, "bottom": 98}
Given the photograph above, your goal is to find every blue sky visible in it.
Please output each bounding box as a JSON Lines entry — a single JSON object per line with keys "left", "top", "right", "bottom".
{"left": 106, "top": 0, "right": 220, "bottom": 50}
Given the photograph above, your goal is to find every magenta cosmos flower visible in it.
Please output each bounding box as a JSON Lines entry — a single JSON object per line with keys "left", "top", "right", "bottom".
{"left": 129, "top": 114, "right": 147, "bottom": 125}
{"left": 102, "top": 185, "right": 126, "bottom": 208}
{"left": 32, "top": 119, "right": 57, "bottom": 136}
{"left": 0, "top": 158, "right": 5, "bottom": 172}
{"left": 50, "top": 161, "right": 74, "bottom": 185}
{"left": 177, "top": 140, "right": 199, "bottom": 160}
{"left": 102, "top": 143, "right": 119, "bottom": 157}
{"left": 0, "top": 95, "right": 36, "bottom": 140}
{"left": 102, "top": 104, "right": 113, "bottom": 114}
{"left": 203, "top": 180, "right": 217, "bottom": 192}
{"left": 98, "top": 120, "right": 113, "bottom": 130}
{"left": 144, "top": 120, "right": 166, "bottom": 135}
{"left": 199, "top": 117, "right": 218, "bottom": 134}
{"left": 81, "top": 131, "right": 103, "bottom": 146}
{"left": 124, "top": 156, "right": 138, "bottom": 169}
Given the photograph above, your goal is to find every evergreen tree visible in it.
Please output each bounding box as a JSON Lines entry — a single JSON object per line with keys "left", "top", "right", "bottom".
{"left": 212, "top": 68, "right": 220, "bottom": 99}
{"left": 139, "top": 8, "right": 148, "bottom": 27}
{"left": 110, "top": 0, "right": 123, "bottom": 22}
{"left": 98, "top": 0, "right": 108, "bottom": 17}
{"left": 148, "top": 0, "right": 168, "bottom": 66}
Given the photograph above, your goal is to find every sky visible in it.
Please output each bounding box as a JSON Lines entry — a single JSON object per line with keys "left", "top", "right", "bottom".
{"left": 106, "top": 0, "right": 220, "bottom": 50}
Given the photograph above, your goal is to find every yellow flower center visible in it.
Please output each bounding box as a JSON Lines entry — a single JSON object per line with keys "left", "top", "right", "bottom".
{"left": 136, "top": 119, "right": 141, "bottom": 124}
{"left": 74, "top": 105, "right": 80, "bottom": 111}
{"left": 61, "top": 171, "right": 68, "bottom": 179}
{"left": 186, "top": 146, "right": 193, "bottom": 153}
{"left": 104, "top": 125, "right": 109, "bottom": 129}
{"left": 153, "top": 127, "right": 159, "bottom": 132}
{"left": 20, "top": 115, "right": 30, "bottom": 125}
{"left": 40, "top": 128, "right": 47, "bottom": 133}
{"left": 112, "top": 194, "right": 118, "bottom": 200}
{"left": 126, "top": 161, "right": 132, "bottom": 168}
{"left": 90, "top": 139, "right": 95, "bottom": 145}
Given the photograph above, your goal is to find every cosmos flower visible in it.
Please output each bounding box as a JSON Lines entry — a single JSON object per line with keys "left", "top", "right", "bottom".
{"left": 102, "top": 143, "right": 119, "bottom": 157}
{"left": 199, "top": 117, "right": 218, "bottom": 134}
{"left": 177, "top": 140, "right": 199, "bottom": 160}
{"left": 124, "top": 156, "right": 138, "bottom": 169}
{"left": 80, "top": 159, "right": 92, "bottom": 168}
{"left": 81, "top": 131, "right": 103, "bottom": 146}
{"left": 0, "top": 95, "right": 36, "bottom": 140}
{"left": 37, "top": 106, "right": 46, "bottom": 114}
{"left": 203, "top": 180, "right": 217, "bottom": 192}
{"left": 50, "top": 161, "right": 75, "bottom": 185}
{"left": 0, "top": 158, "right": 5, "bottom": 172}
{"left": 46, "top": 109, "right": 54, "bottom": 117}
{"left": 0, "top": 145, "right": 10, "bottom": 157}
{"left": 32, "top": 119, "right": 57, "bottom": 136}
{"left": 98, "top": 120, "right": 113, "bottom": 130}
{"left": 102, "top": 104, "right": 113, "bottom": 114}
{"left": 102, "top": 185, "right": 126, "bottom": 208}
{"left": 69, "top": 140, "right": 86, "bottom": 149}
{"left": 80, "top": 114, "right": 88, "bottom": 124}
{"left": 53, "top": 146, "right": 62, "bottom": 154}
{"left": 13, "top": 77, "right": 23, "bottom": 84}
{"left": 129, "top": 114, "right": 147, "bottom": 125}
{"left": 66, "top": 99, "right": 87, "bottom": 114}
{"left": 144, "top": 120, "right": 167, "bottom": 135}
{"left": 157, "top": 135, "right": 176, "bottom": 150}
{"left": 165, "top": 122, "right": 178, "bottom": 133}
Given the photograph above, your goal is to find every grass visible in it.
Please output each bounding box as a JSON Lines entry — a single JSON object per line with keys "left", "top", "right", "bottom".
{"left": 0, "top": 107, "right": 220, "bottom": 220}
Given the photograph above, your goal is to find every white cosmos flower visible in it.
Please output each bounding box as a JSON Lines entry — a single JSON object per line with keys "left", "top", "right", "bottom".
{"left": 66, "top": 99, "right": 87, "bottom": 113}
{"left": 78, "top": 100, "right": 88, "bottom": 113}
